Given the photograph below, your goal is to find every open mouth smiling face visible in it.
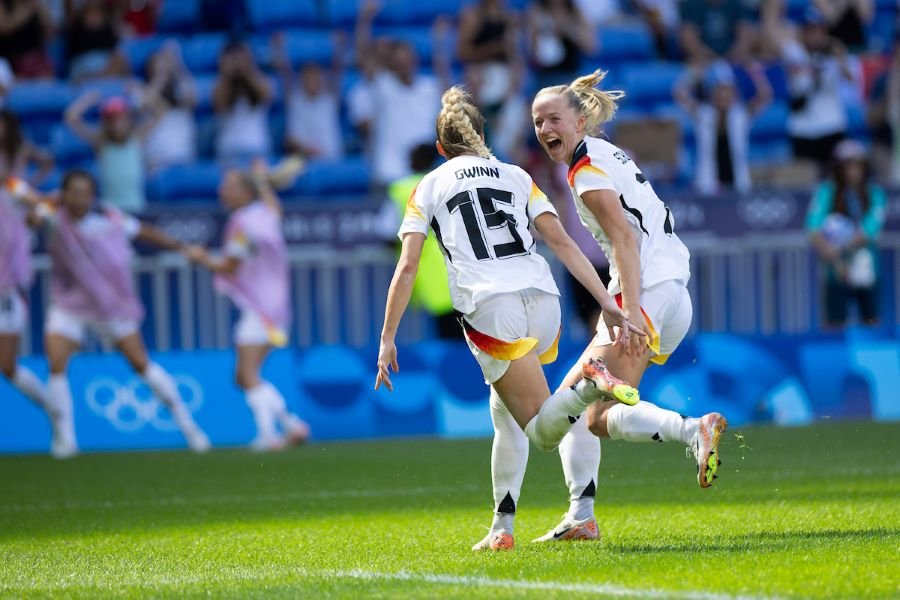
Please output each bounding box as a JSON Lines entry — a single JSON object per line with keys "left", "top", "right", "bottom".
{"left": 532, "top": 93, "right": 582, "bottom": 164}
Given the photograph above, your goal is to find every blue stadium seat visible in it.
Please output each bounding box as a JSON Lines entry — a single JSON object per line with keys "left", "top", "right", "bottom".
{"left": 182, "top": 33, "right": 228, "bottom": 74}
{"left": 7, "top": 81, "right": 74, "bottom": 118}
{"left": 750, "top": 102, "right": 789, "bottom": 141}
{"left": 373, "top": 26, "right": 435, "bottom": 60}
{"left": 50, "top": 125, "right": 94, "bottom": 167}
{"left": 76, "top": 76, "right": 135, "bottom": 99}
{"left": 145, "top": 162, "right": 223, "bottom": 201}
{"left": 251, "top": 29, "right": 336, "bottom": 69}
{"left": 157, "top": 0, "right": 200, "bottom": 33}
{"left": 405, "top": 0, "right": 466, "bottom": 24}
{"left": 289, "top": 156, "right": 370, "bottom": 197}
{"left": 620, "top": 62, "right": 684, "bottom": 108}
{"left": 323, "top": 0, "right": 364, "bottom": 26}
{"left": 846, "top": 102, "right": 869, "bottom": 137}
{"left": 595, "top": 24, "right": 655, "bottom": 63}
{"left": 193, "top": 74, "right": 218, "bottom": 115}
{"left": 748, "top": 140, "right": 792, "bottom": 164}
{"left": 246, "top": 0, "right": 319, "bottom": 32}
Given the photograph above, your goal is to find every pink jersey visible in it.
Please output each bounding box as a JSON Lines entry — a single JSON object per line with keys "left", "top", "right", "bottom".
{"left": 0, "top": 191, "right": 32, "bottom": 293}
{"left": 47, "top": 206, "right": 145, "bottom": 321}
{"left": 215, "top": 201, "right": 290, "bottom": 329}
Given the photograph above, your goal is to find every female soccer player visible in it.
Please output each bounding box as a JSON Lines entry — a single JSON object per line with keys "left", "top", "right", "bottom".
{"left": 0, "top": 182, "right": 60, "bottom": 454}
{"left": 15, "top": 170, "right": 210, "bottom": 456}
{"left": 185, "top": 161, "right": 309, "bottom": 452}
{"left": 528, "top": 70, "right": 728, "bottom": 543}
{"left": 374, "top": 86, "right": 644, "bottom": 551}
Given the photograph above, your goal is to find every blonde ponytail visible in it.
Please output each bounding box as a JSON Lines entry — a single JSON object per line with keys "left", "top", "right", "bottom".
{"left": 436, "top": 86, "right": 496, "bottom": 160}
{"left": 536, "top": 69, "right": 624, "bottom": 134}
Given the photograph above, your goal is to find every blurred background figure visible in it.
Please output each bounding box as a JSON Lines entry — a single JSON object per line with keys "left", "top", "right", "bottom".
{"left": 386, "top": 143, "right": 457, "bottom": 339}
{"left": 676, "top": 61, "right": 772, "bottom": 196}
{"left": 213, "top": 41, "right": 272, "bottom": 166}
{"left": 526, "top": 0, "right": 596, "bottom": 90}
{"left": 141, "top": 42, "right": 197, "bottom": 173}
{"left": 0, "top": 108, "right": 53, "bottom": 184}
{"left": 65, "top": 0, "right": 129, "bottom": 83}
{"left": 0, "top": 0, "right": 55, "bottom": 79}
{"left": 679, "top": 0, "right": 754, "bottom": 68}
{"left": 273, "top": 31, "right": 345, "bottom": 160}
{"left": 868, "top": 37, "right": 900, "bottom": 184}
{"left": 812, "top": 0, "right": 873, "bottom": 55}
{"left": 65, "top": 90, "right": 157, "bottom": 213}
{"left": 807, "top": 140, "right": 886, "bottom": 328}
{"left": 354, "top": 0, "right": 443, "bottom": 188}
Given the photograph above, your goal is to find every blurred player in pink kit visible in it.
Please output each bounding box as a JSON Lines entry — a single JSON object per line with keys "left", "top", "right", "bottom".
{"left": 185, "top": 160, "right": 309, "bottom": 451}
{"left": 12, "top": 170, "right": 210, "bottom": 457}
{"left": 0, "top": 182, "right": 61, "bottom": 454}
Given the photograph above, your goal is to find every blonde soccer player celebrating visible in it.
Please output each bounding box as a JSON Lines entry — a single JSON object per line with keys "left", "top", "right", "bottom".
{"left": 526, "top": 70, "right": 728, "bottom": 543}
{"left": 375, "top": 86, "right": 645, "bottom": 552}
{"left": 184, "top": 161, "right": 309, "bottom": 452}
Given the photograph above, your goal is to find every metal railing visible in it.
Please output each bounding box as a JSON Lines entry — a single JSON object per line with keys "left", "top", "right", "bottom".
{"left": 19, "top": 234, "right": 900, "bottom": 355}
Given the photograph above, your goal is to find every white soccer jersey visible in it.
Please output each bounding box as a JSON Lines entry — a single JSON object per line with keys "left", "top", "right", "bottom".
{"left": 399, "top": 155, "right": 560, "bottom": 314}
{"left": 567, "top": 136, "right": 691, "bottom": 296}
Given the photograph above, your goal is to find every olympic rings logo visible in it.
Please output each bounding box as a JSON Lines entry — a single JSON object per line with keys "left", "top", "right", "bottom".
{"left": 85, "top": 376, "right": 204, "bottom": 432}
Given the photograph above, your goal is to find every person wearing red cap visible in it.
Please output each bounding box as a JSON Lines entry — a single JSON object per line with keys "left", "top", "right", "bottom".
{"left": 64, "top": 90, "right": 161, "bottom": 214}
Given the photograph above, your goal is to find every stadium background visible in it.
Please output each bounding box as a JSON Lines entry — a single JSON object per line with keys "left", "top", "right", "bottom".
{"left": 1, "top": 0, "right": 899, "bottom": 453}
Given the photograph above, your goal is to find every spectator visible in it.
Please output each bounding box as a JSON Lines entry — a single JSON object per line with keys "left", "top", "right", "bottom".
{"left": 0, "top": 58, "right": 13, "bottom": 108}
{"left": 200, "top": 0, "right": 246, "bottom": 36}
{"left": 634, "top": 0, "right": 682, "bottom": 59}
{"left": 0, "top": 108, "right": 53, "bottom": 184}
{"left": 574, "top": 0, "right": 623, "bottom": 27}
{"left": 386, "top": 143, "right": 458, "bottom": 339}
{"left": 526, "top": 0, "right": 596, "bottom": 91}
{"left": 676, "top": 61, "right": 772, "bottom": 195}
{"left": 141, "top": 42, "right": 197, "bottom": 173}
{"left": 273, "top": 31, "right": 345, "bottom": 161}
{"left": 868, "top": 38, "right": 900, "bottom": 183}
{"left": 679, "top": 0, "right": 754, "bottom": 67}
{"left": 457, "top": 0, "right": 522, "bottom": 140}
{"left": 355, "top": 0, "right": 444, "bottom": 187}
{"left": 759, "top": 0, "right": 798, "bottom": 61}
{"left": 345, "top": 37, "right": 392, "bottom": 152}
{"left": 65, "top": 0, "right": 129, "bottom": 83}
{"left": 813, "top": 0, "right": 873, "bottom": 54}
{"left": 213, "top": 41, "right": 272, "bottom": 166}
{"left": 65, "top": 90, "right": 159, "bottom": 213}
{"left": 0, "top": 0, "right": 54, "bottom": 79}
{"left": 781, "top": 10, "right": 854, "bottom": 169}
{"left": 807, "top": 140, "right": 886, "bottom": 328}
{"left": 463, "top": 64, "right": 528, "bottom": 163}
{"left": 119, "top": 0, "right": 160, "bottom": 37}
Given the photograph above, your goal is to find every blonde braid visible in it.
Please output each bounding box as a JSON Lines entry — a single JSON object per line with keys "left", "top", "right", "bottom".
{"left": 437, "top": 86, "right": 496, "bottom": 160}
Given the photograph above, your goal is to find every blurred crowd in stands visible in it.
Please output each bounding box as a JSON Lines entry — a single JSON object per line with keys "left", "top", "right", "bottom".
{"left": 0, "top": 0, "right": 898, "bottom": 213}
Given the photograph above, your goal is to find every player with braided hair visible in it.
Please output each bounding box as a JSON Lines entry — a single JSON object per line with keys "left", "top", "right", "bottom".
{"left": 375, "top": 86, "right": 645, "bottom": 551}
{"left": 527, "top": 70, "right": 728, "bottom": 544}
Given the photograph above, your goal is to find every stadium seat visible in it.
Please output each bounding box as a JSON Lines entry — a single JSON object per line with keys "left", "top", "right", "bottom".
{"left": 250, "top": 29, "right": 336, "bottom": 69}
{"left": 750, "top": 102, "right": 789, "bottom": 141}
{"left": 595, "top": 24, "right": 655, "bottom": 63}
{"left": 288, "top": 156, "right": 370, "bottom": 197}
{"left": 748, "top": 139, "right": 792, "bottom": 165}
{"left": 145, "top": 161, "right": 222, "bottom": 201}
{"left": 121, "top": 36, "right": 171, "bottom": 76}
{"left": 246, "top": 0, "right": 319, "bottom": 32}
{"left": 620, "top": 62, "right": 684, "bottom": 108}
{"left": 7, "top": 81, "right": 74, "bottom": 118}
{"left": 157, "top": 0, "right": 200, "bottom": 33}
{"left": 50, "top": 125, "right": 94, "bottom": 167}
{"left": 182, "top": 33, "right": 228, "bottom": 74}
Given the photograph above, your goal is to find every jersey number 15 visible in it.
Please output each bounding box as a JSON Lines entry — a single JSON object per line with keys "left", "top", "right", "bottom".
{"left": 446, "top": 187, "right": 529, "bottom": 261}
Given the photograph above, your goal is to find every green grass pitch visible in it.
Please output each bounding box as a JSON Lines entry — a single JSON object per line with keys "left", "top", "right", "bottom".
{"left": 1, "top": 421, "right": 897, "bottom": 598}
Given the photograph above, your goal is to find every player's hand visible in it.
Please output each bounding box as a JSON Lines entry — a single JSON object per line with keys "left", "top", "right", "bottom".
{"left": 182, "top": 244, "right": 208, "bottom": 263}
{"left": 375, "top": 339, "right": 399, "bottom": 392}
{"left": 599, "top": 304, "right": 646, "bottom": 357}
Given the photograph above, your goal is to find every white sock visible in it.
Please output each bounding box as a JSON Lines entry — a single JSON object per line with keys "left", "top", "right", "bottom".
{"left": 488, "top": 387, "right": 528, "bottom": 534}
{"left": 47, "top": 374, "right": 76, "bottom": 447}
{"left": 142, "top": 362, "right": 199, "bottom": 436}
{"left": 255, "top": 380, "right": 306, "bottom": 435}
{"left": 606, "top": 401, "right": 697, "bottom": 444}
{"left": 246, "top": 383, "right": 278, "bottom": 442}
{"left": 523, "top": 382, "right": 597, "bottom": 452}
{"left": 12, "top": 367, "right": 49, "bottom": 411}
{"left": 559, "top": 414, "right": 600, "bottom": 521}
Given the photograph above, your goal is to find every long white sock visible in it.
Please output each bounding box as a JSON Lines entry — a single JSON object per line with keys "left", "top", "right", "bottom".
{"left": 47, "top": 374, "right": 76, "bottom": 447}
{"left": 606, "top": 401, "right": 697, "bottom": 444}
{"left": 523, "top": 380, "right": 597, "bottom": 452}
{"left": 11, "top": 367, "right": 49, "bottom": 411}
{"left": 142, "top": 362, "right": 199, "bottom": 436}
{"left": 246, "top": 383, "right": 278, "bottom": 442}
{"left": 559, "top": 414, "right": 600, "bottom": 521}
{"left": 488, "top": 388, "right": 528, "bottom": 535}
{"left": 255, "top": 380, "right": 306, "bottom": 435}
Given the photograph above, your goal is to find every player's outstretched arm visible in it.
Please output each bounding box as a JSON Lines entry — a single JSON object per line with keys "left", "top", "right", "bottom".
{"left": 375, "top": 232, "right": 425, "bottom": 392}
{"left": 533, "top": 212, "right": 643, "bottom": 352}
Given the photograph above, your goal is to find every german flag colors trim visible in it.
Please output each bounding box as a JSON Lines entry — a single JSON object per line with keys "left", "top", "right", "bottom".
{"left": 462, "top": 320, "right": 539, "bottom": 362}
